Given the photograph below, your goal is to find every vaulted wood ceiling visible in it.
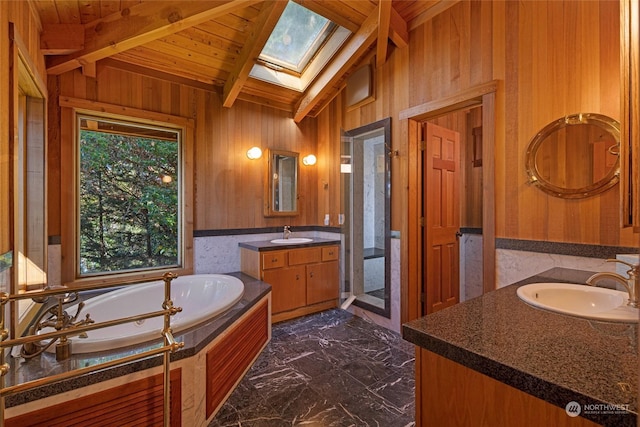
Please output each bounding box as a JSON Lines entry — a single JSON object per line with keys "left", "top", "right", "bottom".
{"left": 31, "top": 0, "right": 453, "bottom": 122}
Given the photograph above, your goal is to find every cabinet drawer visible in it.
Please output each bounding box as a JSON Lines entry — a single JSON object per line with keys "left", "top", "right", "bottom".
{"left": 262, "top": 251, "right": 286, "bottom": 269}
{"left": 322, "top": 246, "right": 339, "bottom": 261}
{"left": 288, "top": 248, "right": 321, "bottom": 265}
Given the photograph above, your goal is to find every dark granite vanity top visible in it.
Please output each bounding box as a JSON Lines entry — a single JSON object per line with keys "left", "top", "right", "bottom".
{"left": 4, "top": 272, "right": 271, "bottom": 408}
{"left": 402, "top": 268, "right": 638, "bottom": 427}
{"left": 239, "top": 237, "right": 340, "bottom": 251}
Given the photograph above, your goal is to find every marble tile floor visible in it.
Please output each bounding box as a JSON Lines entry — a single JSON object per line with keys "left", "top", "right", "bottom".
{"left": 210, "top": 309, "right": 416, "bottom": 427}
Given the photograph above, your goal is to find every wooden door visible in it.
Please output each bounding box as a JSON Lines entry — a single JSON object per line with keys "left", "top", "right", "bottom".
{"left": 306, "top": 261, "right": 339, "bottom": 305}
{"left": 423, "top": 122, "right": 460, "bottom": 314}
{"left": 264, "top": 266, "right": 306, "bottom": 313}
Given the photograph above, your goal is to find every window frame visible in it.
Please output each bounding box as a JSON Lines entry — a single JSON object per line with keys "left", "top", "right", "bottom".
{"left": 76, "top": 113, "right": 183, "bottom": 278}
{"left": 249, "top": 1, "right": 350, "bottom": 92}
{"left": 258, "top": 2, "right": 336, "bottom": 76}
{"left": 59, "top": 98, "right": 194, "bottom": 287}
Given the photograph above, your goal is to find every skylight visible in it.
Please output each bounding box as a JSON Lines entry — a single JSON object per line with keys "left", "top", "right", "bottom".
{"left": 259, "top": 2, "right": 335, "bottom": 74}
{"left": 250, "top": 1, "right": 350, "bottom": 92}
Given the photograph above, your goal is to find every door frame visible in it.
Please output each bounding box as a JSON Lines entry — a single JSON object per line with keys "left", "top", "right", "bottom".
{"left": 400, "top": 80, "right": 498, "bottom": 322}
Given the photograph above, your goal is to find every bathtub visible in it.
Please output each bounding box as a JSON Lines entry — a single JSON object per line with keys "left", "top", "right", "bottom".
{"left": 41, "top": 274, "right": 244, "bottom": 354}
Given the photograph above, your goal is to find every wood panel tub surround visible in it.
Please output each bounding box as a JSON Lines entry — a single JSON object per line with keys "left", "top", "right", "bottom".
{"left": 206, "top": 299, "right": 269, "bottom": 418}
{"left": 4, "top": 291, "right": 271, "bottom": 426}
{"left": 6, "top": 370, "right": 183, "bottom": 427}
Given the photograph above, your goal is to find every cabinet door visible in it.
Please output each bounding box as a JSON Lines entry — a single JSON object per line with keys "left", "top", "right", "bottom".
{"left": 306, "top": 261, "right": 338, "bottom": 305}
{"left": 264, "top": 266, "right": 306, "bottom": 313}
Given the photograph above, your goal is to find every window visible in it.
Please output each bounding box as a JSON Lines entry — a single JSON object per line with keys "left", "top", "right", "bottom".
{"left": 77, "top": 115, "right": 181, "bottom": 276}
{"left": 250, "top": 1, "right": 350, "bottom": 91}
{"left": 259, "top": 1, "right": 335, "bottom": 74}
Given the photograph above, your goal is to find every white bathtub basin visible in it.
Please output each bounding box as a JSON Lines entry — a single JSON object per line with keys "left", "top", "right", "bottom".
{"left": 270, "top": 238, "right": 313, "bottom": 244}
{"left": 516, "top": 282, "right": 639, "bottom": 323}
{"left": 39, "top": 274, "right": 244, "bottom": 353}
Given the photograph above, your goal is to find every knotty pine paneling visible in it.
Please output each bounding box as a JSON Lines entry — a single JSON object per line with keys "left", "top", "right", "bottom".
{"left": 322, "top": 0, "right": 635, "bottom": 248}
{"left": 48, "top": 65, "right": 319, "bottom": 237}
{"left": 1, "top": 1, "right": 47, "bottom": 254}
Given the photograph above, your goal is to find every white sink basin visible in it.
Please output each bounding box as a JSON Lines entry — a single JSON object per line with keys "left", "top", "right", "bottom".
{"left": 270, "top": 238, "right": 313, "bottom": 244}
{"left": 516, "top": 282, "right": 639, "bottom": 323}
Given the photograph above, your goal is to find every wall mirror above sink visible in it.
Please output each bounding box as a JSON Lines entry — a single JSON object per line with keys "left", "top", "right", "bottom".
{"left": 264, "top": 149, "right": 299, "bottom": 217}
{"left": 525, "top": 113, "right": 621, "bottom": 199}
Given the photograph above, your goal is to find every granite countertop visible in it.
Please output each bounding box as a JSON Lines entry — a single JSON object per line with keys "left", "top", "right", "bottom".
{"left": 402, "top": 268, "right": 638, "bottom": 427}
{"left": 239, "top": 237, "right": 341, "bottom": 251}
{"left": 4, "top": 272, "right": 271, "bottom": 408}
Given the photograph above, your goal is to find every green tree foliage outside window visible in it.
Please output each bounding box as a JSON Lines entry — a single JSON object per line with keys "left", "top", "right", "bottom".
{"left": 79, "top": 122, "right": 179, "bottom": 275}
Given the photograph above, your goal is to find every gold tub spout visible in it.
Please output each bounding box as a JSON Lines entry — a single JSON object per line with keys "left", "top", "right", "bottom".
{"left": 20, "top": 295, "right": 94, "bottom": 361}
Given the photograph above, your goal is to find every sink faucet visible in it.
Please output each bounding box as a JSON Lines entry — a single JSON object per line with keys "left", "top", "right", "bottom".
{"left": 586, "top": 259, "right": 639, "bottom": 308}
{"left": 283, "top": 225, "right": 291, "bottom": 239}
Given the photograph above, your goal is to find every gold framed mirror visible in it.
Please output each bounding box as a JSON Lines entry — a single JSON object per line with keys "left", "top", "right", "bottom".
{"left": 525, "top": 113, "right": 620, "bottom": 199}
{"left": 264, "top": 149, "right": 299, "bottom": 217}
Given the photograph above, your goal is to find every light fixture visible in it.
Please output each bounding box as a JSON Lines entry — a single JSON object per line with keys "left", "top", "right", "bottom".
{"left": 302, "top": 154, "right": 317, "bottom": 166}
{"left": 246, "top": 146, "right": 262, "bottom": 160}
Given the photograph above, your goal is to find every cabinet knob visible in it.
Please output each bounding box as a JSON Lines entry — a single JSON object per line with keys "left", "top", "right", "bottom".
{"left": 272, "top": 258, "right": 278, "bottom": 263}
{"left": 328, "top": 251, "right": 334, "bottom": 256}
{"left": 310, "top": 272, "right": 314, "bottom": 278}
{"left": 295, "top": 274, "right": 300, "bottom": 280}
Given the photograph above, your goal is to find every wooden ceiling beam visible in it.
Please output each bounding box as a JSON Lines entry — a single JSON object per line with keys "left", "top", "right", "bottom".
{"left": 46, "top": 0, "right": 261, "bottom": 75}
{"left": 41, "top": 24, "right": 84, "bottom": 54}
{"left": 222, "top": 1, "right": 286, "bottom": 108}
{"left": 293, "top": 9, "right": 379, "bottom": 123}
{"left": 389, "top": 7, "right": 409, "bottom": 48}
{"left": 235, "top": 92, "right": 293, "bottom": 113}
{"left": 292, "top": 0, "right": 361, "bottom": 33}
{"left": 409, "top": 0, "right": 460, "bottom": 31}
{"left": 376, "top": 0, "right": 392, "bottom": 68}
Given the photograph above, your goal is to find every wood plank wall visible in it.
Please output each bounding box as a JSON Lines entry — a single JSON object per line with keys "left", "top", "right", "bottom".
{"left": 48, "top": 65, "right": 319, "bottom": 236}
{"left": 318, "top": 0, "right": 637, "bottom": 248}
{"left": 0, "top": 1, "right": 46, "bottom": 255}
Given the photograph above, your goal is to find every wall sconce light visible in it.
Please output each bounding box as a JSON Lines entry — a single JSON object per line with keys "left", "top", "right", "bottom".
{"left": 302, "top": 154, "right": 317, "bottom": 166}
{"left": 246, "top": 146, "right": 262, "bottom": 160}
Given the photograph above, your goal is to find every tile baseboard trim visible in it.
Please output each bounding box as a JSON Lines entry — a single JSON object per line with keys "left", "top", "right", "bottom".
{"left": 496, "top": 238, "right": 639, "bottom": 259}
{"left": 194, "top": 226, "right": 341, "bottom": 237}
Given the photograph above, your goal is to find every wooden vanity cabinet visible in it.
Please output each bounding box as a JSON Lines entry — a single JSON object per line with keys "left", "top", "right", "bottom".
{"left": 416, "top": 349, "right": 602, "bottom": 427}
{"left": 263, "top": 265, "right": 306, "bottom": 313}
{"left": 307, "top": 247, "right": 339, "bottom": 305}
{"left": 241, "top": 245, "right": 339, "bottom": 322}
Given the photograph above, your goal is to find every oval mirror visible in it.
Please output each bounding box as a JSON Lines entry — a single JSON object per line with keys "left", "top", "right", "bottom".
{"left": 264, "top": 149, "right": 299, "bottom": 217}
{"left": 525, "top": 113, "right": 620, "bottom": 199}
